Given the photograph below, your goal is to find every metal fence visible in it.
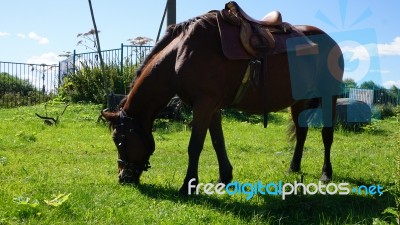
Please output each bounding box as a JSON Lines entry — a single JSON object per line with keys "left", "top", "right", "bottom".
{"left": 1, "top": 45, "right": 153, "bottom": 108}
{"left": 59, "top": 44, "right": 153, "bottom": 80}
{"left": 0, "top": 62, "right": 60, "bottom": 108}
{"left": 340, "top": 87, "right": 400, "bottom": 106}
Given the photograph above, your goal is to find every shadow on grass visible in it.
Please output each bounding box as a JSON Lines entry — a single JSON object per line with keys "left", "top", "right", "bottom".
{"left": 135, "top": 182, "right": 395, "bottom": 224}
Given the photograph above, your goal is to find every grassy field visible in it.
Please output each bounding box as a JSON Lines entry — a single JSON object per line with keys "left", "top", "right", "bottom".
{"left": 0, "top": 103, "right": 399, "bottom": 224}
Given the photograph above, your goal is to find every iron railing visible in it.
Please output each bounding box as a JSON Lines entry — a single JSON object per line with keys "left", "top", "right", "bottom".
{"left": 59, "top": 44, "right": 153, "bottom": 79}
{"left": 0, "top": 62, "right": 59, "bottom": 108}
{"left": 340, "top": 87, "right": 399, "bottom": 106}
{"left": 1, "top": 45, "right": 153, "bottom": 108}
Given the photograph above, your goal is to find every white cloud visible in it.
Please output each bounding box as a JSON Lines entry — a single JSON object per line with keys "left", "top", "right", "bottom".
{"left": 340, "top": 37, "right": 400, "bottom": 61}
{"left": 369, "top": 69, "right": 390, "bottom": 74}
{"left": 340, "top": 42, "right": 377, "bottom": 61}
{"left": 378, "top": 37, "right": 400, "bottom": 56}
{"left": 17, "top": 33, "right": 26, "bottom": 39}
{"left": 27, "top": 52, "right": 60, "bottom": 65}
{"left": 382, "top": 80, "right": 400, "bottom": 88}
{"left": 0, "top": 32, "right": 11, "bottom": 37}
{"left": 28, "top": 32, "right": 49, "bottom": 45}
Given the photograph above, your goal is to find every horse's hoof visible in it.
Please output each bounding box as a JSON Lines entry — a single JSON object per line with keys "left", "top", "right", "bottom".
{"left": 320, "top": 173, "right": 331, "bottom": 183}
{"left": 178, "top": 186, "right": 190, "bottom": 196}
{"left": 179, "top": 178, "right": 198, "bottom": 196}
{"left": 320, "top": 163, "right": 332, "bottom": 182}
{"left": 217, "top": 176, "right": 232, "bottom": 185}
{"left": 288, "top": 161, "right": 301, "bottom": 173}
{"left": 287, "top": 167, "right": 301, "bottom": 173}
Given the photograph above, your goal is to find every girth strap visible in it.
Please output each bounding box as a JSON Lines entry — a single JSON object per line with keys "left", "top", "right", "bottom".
{"left": 231, "top": 60, "right": 262, "bottom": 105}
{"left": 262, "top": 53, "right": 269, "bottom": 128}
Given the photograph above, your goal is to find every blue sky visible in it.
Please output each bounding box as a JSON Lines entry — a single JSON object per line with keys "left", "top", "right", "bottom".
{"left": 0, "top": 0, "right": 399, "bottom": 87}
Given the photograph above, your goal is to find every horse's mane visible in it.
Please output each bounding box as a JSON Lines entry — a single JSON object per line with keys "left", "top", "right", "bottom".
{"left": 134, "top": 11, "right": 217, "bottom": 78}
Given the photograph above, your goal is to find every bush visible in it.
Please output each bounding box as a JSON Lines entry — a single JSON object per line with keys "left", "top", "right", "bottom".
{"left": 57, "top": 62, "right": 136, "bottom": 104}
{"left": 372, "top": 104, "right": 398, "bottom": 119}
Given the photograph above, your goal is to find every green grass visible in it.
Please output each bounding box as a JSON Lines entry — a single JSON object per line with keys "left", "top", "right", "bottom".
{"left": 0, "top": 104, "right": 399, "bottom": 224}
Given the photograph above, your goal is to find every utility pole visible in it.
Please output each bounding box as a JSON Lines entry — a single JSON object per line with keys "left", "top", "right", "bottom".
{"left": 87, "top": 0, "right": 107, "bottom": 94}
{"left": 167, "top": 0, "right": 176, "bottom": 26}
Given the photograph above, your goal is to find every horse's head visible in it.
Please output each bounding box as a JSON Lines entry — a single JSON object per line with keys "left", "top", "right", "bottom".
{"left": 102, "top": 109, "right": 155, "bottom": 184}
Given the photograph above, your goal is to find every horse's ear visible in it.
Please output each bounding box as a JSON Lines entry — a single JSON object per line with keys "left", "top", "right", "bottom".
{"left": 101, "top": 111, "right": 119, "bottom": 124}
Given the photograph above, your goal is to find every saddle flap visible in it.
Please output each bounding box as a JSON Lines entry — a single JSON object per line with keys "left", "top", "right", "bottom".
{"left": 217, "top": 11, "right": 253, "bottom": 60}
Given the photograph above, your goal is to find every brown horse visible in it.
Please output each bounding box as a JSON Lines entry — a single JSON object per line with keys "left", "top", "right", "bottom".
{"left": 102, "top": 7, "right": 343, "bottom": 194}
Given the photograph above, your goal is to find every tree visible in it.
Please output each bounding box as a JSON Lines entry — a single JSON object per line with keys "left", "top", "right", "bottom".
{"left": 0, "top": 72, "right": 36, "bottom": 95}
{"left": 343, "top": 78, "right": 357, "bottom": 88}
{"left": 388, "top": 85, "right": 400, "bottom": 104}
{"left": 360, "top": 80, "right": 381, "bottom": 90}
{"left": 388, "top": 85, "right": 399, "bottom": 96}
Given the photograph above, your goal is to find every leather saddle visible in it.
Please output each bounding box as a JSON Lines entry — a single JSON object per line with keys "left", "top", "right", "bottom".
{"left": 218, "top": 1, "right": 316, "bottom": 60}
{"left": 218, "top": 1, "right": 318, "bottom": 128}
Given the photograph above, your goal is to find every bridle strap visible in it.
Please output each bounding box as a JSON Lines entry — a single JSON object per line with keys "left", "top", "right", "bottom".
{"left": 117, "top": 159, "right": 151, "bottom": 172}
{"left": 116, "top": 109, "right": 155, "bottom": 171}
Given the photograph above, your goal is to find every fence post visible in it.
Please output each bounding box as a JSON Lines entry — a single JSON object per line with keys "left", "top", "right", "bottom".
{"left": 120, "top": 43, "right": 124, "bottom": 94}
{"left": 72, "top": 49, "right": 76, "bottom": 74}
{"left": 120, "top": 43, "right": 124, "bottom": 78}
{"left": 58, "top": 61, "right": 61, "bottom": 88}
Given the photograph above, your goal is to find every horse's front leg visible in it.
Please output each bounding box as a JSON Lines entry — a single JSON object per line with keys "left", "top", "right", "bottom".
{"left": 209, "top": 110, "right": 233, "bottom": 184}
{"left": 179, "top": 106, "right": 214, "bottom": 195}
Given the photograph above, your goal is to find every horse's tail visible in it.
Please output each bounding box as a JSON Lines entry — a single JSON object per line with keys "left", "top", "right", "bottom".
{"left": 287, "top": 117, "right": 296, "bottom": 143}
{"left": 287, "top": 98, "right": 322, "bottom": 142}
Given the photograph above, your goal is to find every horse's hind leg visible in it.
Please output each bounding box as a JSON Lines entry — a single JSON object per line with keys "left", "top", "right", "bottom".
{"left": 320, "top": 97, "right": 337, "bottom": 182}
{"left": 320, "top": 127, "right": 333, "bottom": 182}
{"left": 289, "top": 103, "right": 309, "bottom": 173}
{"left": 209, "top": 110, "right": 233, "bottom": 184}
{"left": 289, "top": 99, "right": 335, "bottom": 182}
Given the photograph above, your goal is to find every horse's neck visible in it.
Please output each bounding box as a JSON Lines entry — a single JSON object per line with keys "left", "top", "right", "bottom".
{"left": 123, "top": 52, "right": 176, "bottom": 132}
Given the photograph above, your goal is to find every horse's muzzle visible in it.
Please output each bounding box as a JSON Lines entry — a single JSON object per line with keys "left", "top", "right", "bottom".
{"left": 118, "top": 168, "right": 142, "bottom": 184}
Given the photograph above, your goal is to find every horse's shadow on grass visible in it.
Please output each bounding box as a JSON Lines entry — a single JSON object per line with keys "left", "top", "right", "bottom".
{"left": 135, "top": 182, "right": 395, "bottom": 224}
